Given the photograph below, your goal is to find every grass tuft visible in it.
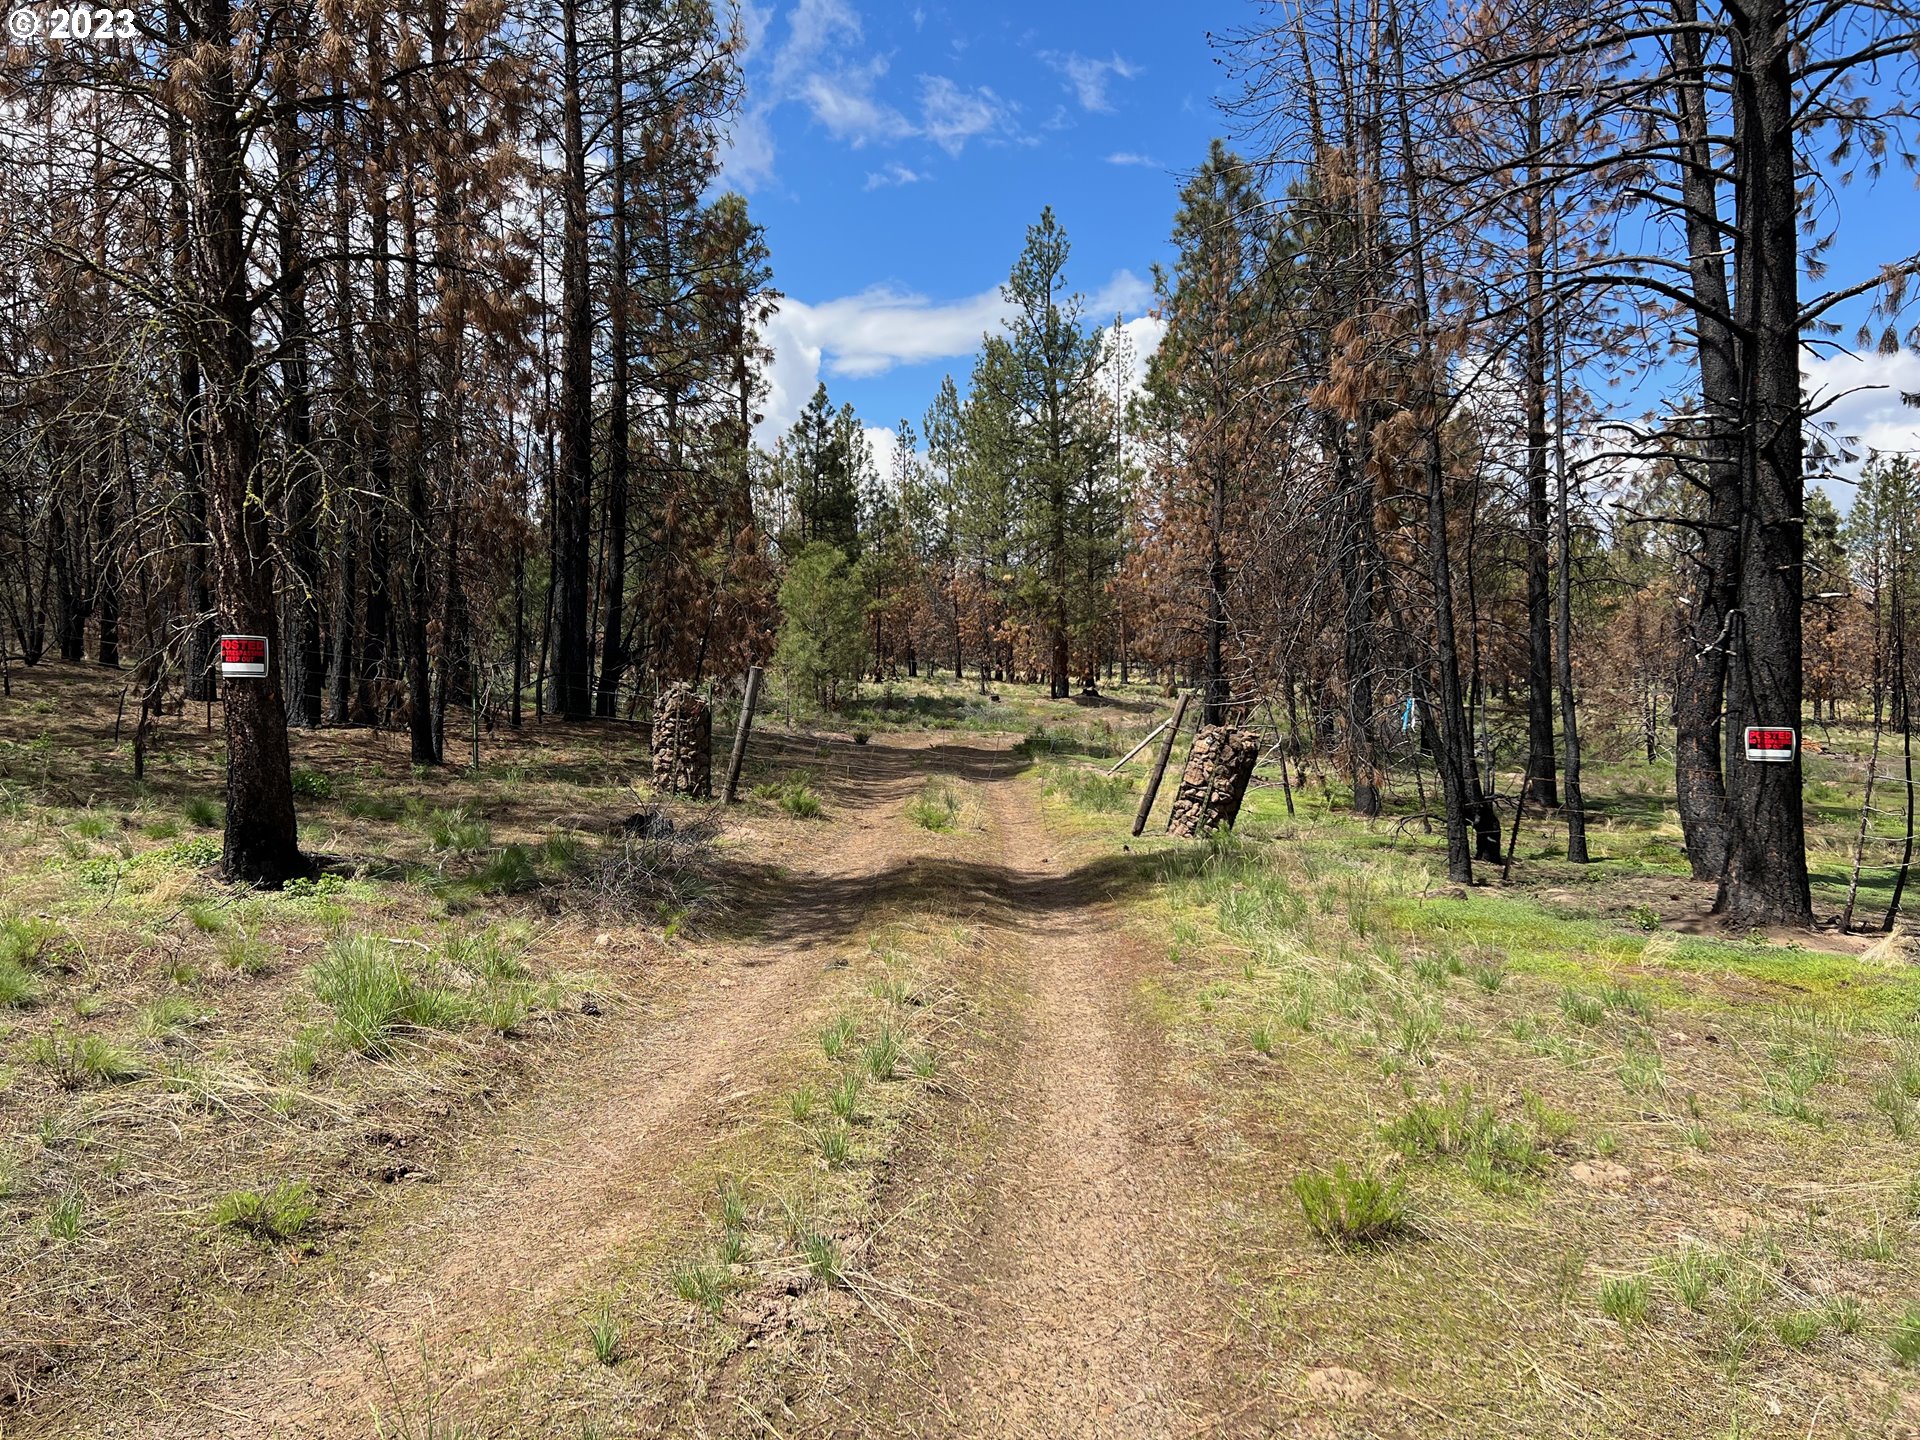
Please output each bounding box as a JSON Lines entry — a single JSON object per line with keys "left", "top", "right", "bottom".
{"left": 1890, "top": 1307, "right": 1920, "bottom": 1367}
{"left": 210, "top": 1180, "right": 316, "bottom": 1242}
{"left": 585, "top": 1304, "right": 622, "bottom": 1364}
{"left": 906, "top": 779, "right": 962, "bottom": 831}
{"left": 1292, "top": 1162, "right": 1407, "bottom": 1247}
{"left": 801, "top": 1231, "right": 845, "bottom": 1286}
{"left": 0, "top": 955, "right": 42, "bottom": 1008}
{"left": 1598, "top": 1275, "right": 1650, "bottom": 1325}
{"left": 670, "top": 1259, "right": 729, "bottom": 1315}
{"left": 45, "top": 1189, "right": 85, "bottom": 1241}
{"left": 308, "top": 937, "right": 466, "bottom": 1057}
{"left": 779, "top": 783, "right": 823, "bottom": 819}
{"left": 30, "top": 1031, "right": 144, "bottom": 1088}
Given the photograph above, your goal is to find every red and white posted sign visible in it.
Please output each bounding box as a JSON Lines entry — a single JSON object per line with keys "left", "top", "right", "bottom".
{"left": 1744, "top": 726, "right": 1796, "bottom": 763}
{"left": 219, "top": 635, "right": 269, "bottom": 678}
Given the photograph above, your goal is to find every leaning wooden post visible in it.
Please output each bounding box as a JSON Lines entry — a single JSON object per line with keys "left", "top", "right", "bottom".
{"left": 1107, "top": 716, "right": 1171, "bottom": 775}
{"left": 1132, "top": 691, "right": 1191, "bottom": 837}
{"left": 723, "top": 666, "right": 764, "bottom": 804}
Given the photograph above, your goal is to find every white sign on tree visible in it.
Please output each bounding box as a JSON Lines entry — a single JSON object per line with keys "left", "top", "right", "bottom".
{"left": 219, "top": 635, "right": 269, "bottom": 678}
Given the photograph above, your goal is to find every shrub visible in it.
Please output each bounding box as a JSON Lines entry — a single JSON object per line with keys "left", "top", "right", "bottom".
{"left": 210, "top": 1180, "right": 316, "bottom": 1242}
{"left": 289, "top": 768, "right": 335, "bottom": 801}
{"left": 568, "top": 817, "right": 720, "bottom": 918}
{"left": 1292, "top": 1162, "right": 1407, "bottom": 1246}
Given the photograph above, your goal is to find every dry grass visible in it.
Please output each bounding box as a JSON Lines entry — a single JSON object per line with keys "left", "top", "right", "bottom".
{"left": 1132, "top": 829, "right": 1920, "bottom": 1437}
{"left": 0, "top": 663, "right": 808, "bottom": 1409}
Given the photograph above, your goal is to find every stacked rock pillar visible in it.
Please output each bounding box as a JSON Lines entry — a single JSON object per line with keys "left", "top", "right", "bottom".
{"left": 651, "top": 682, "right": 713, "bottom": 798}
{"left": 1166, "top": 725, "right": 1261, "bottom": 838}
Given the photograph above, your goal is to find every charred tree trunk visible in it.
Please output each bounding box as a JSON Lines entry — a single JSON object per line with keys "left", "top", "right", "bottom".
{"left": 275, "top": 89, "right": 324, "bottom": 727}
{"left": 324, "top": 82, "right": 357, "bottom": 726}
{"left": 596, "top": 0, "right": 631, "bottom": 719}
{"left": 184, "top": 0, "right": 306, "bottom": 885}
{"left": 553, "top": 0, "right": 595, "bottom": 721}
{"left": 398, "top": 160, "right": 439, "bottom": 766}
{"left": 1521, "top": 106, "right": 1559, "bottom": 810}
{"left": 1716, "top": 0, "right": 1810, "bottom": 926}
{"left": 93, "top": 484, "right": 120, "bottom": 666}
{"left": 1331, "top": 421, "right": 1381, "bottom": 817}
{"left": 1670, "top": 0, "right": 1741, "bottom": 884}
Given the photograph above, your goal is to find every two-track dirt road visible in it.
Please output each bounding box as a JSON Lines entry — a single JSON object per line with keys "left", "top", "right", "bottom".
{"left": 27, "top": 733, "right": 1249, "bottom": 1440}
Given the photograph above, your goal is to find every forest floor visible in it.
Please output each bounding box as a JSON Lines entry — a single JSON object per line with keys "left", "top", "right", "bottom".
{"left": 2, "top": 665, "right": 1919, "bottom": 1438}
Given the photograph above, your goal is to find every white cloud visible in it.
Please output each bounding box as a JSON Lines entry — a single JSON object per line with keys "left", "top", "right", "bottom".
{"left": 1106, "top": 151, "right": 1160, "bottom": 168}
{"left": 719, "top": 106, "right": 778, "bottom": 192}
{"left": 1041, "top": 51, "right": 1141, "bottom": 113}
{"left": 757, "top": 270, "right": 1159, "bottom": 442}
{"left": 720, "top": 0, "right": 1017, "bottom": 187}
{"left": 918, "top": 76, "right": 1013, "bottom": 156}
{"left": 864, "top": 425, "right": 901, "bottom": 481}
{"left": 801, "top": 62, "right": 913, "bottom": 147}
{"left": 865, "top": 162, "right": 926, "bottom": 190}
{"left": 769, "top": 0, "right": 864, "bottom": 93}
{"left": 1803, "top": 349, "right": 1920, "bottom": 486}
{"left": 1087, "top": 268, "right": 1153, "bottom": 320}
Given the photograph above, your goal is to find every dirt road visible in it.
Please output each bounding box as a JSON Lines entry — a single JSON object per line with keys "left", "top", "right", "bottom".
{"left": 33, "top": 734, "right": 1244, "bottom": 1439}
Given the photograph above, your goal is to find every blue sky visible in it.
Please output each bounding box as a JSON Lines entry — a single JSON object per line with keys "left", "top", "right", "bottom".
{"left": 721, "top": 0, "right": 1920, "bottom": 492}
{"left": 721, "top": 0, "right": 1223, "bottom": 453}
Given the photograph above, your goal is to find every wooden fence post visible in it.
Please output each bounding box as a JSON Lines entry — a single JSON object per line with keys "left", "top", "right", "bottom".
{"left": 723, "top": 666, "right": 764, "bottom": 803}
{"left": 1132, "top": 691, "right": 1191, "bottom": 838}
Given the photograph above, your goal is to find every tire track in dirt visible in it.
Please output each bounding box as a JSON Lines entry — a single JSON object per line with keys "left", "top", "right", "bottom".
{"left": 905, "top": 767, "right": 1238, "bottom": 1439}
{"left": 46, "top": 737, "right": 950, "bottom": 1440}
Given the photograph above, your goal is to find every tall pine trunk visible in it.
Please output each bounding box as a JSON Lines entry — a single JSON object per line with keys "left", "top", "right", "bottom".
{"left": 1716, "top": 0, "right": 1810, "bottom": 925}
{"left": 1670, "top": 0, "right": 1741, "bottom": 883}
{"left": 553, "top": 0, "right": 595, "bottom": 721}
{"left": 1521, "top": 106, "right": 1558, "bottom": 809}
{"left": 185, "top": 0, "right": 305, "bottom": 884}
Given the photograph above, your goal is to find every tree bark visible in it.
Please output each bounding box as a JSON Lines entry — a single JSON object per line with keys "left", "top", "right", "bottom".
{"left": 553, "top": 0, "right": 595, "bottom": 721}
{"left": 1715, "top": 0, "right": 1810, "bottom": 926}
{"left": 1669, "top": 0, "right": 1741, "bottom": 883}
{"left": 1522, "top": 101, "right": 1559, "bottom": 809}
{"left": 185, "top": 0, "right": 306, "bottom": 885}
